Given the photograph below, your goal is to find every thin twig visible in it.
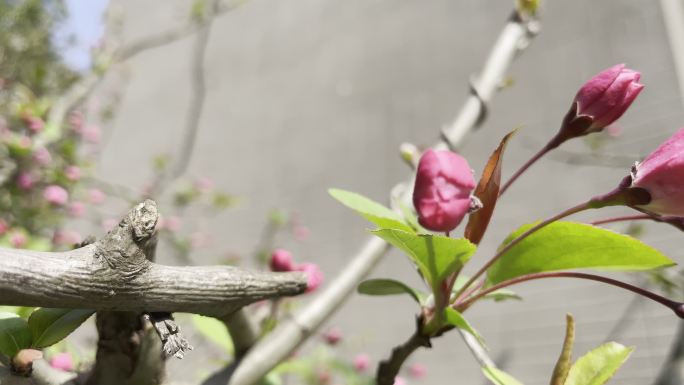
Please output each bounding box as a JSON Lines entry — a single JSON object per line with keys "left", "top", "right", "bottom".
{"left": 225, "top": 10, "right": 540, "bottom": 385}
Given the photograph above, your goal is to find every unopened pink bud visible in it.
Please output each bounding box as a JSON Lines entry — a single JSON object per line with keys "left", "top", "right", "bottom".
{"left": 353, "top": 353, "right": 370, "bottom": 372}
{"left": 631, "top": 127, "right": 684, "bottom": 216}
{"left": 88, "top": 188, "right": 105, "bottom": 204}
{"left": 65, "top": 166, "right": 81, "bottom": 181}
{"left": 49, "top": 352, "right": 73, "bottom": 372}
{"left": 68, "top": 201, "right": 86, "bottom": 218}
{"left": 32, "top": 147, "right": 52, "bottom": 166}
{"left": 296, "top": 262, "right": 323, "bottom": 292}
{"left": 16, "top": 172, "right": 34, "bottom": 190}
{"left": 413, "top": 149, "right": 477, "bottom": 232}
{"left": 322, "top": 327, "right": 342, "bottom": 345}
{"left": 270, "top": 249, "right": 295, "bottom": 272}
{"left": 43, "top": 185, "right": 68, "bottom": 206}
{"left": 9, "top": 231, "right": 26, "bottom": 248}
{"left": 25, "top": 116, "right": 44, "bottom": 133}
{"left": 556, "top": 64, "right": 644, "bottom": 144}
{"left": 408, "top": 363, "right": 426, "bottom": 379}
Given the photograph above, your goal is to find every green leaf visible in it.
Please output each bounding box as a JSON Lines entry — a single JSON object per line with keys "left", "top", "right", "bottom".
{"left": 483, "top": 366, "right": 525, "bottom": 385}
{"left": 357, "top": 279, "right": 426, "bottom": 304}
{"left": 444, "top": 308, "right": 485, "bottom": 347}
{"left": 550, "top": 314, "right": 575, "bottom": 385}
{"left": 329, "top": 189, "right": 413, "bottom": 232}
{"left": 483, "top": 289, "right": 522, "bottom": 302}
{"left": 372, "top": 229, "right": 476, "bottom": 289}
{"left": 0, "top": 312, "right": 32, "bottom": 358}
{"left": 28, "top": 308, "right": 94, "bottom": 348}
{"left": 192, "top": 315, "right": 234, "bottom": 355}
{"left": 488, "top": 221, "right": 675, "bottom": 285}
{"left": 565, "top": 342, "right": 633, "bottom": 385}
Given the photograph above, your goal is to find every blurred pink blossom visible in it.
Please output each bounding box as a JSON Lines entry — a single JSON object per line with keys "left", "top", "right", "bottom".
{"left": 394, "top": 377, "right": 407, "bottom": 385}
{"left": 353, "top": 353, "right": 370, "bottom": 372}
{"left": 68, "top": 201, "right": 86, "bottom": 218}
{"left": 605, "top": 124, "right": 622, "bottom": 138}
{"left": 408, "top": 363, "right": 426, "bottom": 379}
{"left": 190, "top": 231, "right": 211, "bottom": 248}
{"left": 65, "top": 166, "right": 81, "bottom": 181}
{"left": 293, "top": 225, "right": 310, "bottom": 241}
{"left": 16, "top": 172, "right": 34, "bottom": 190}
{"left": 102, "top": 218, "right": 118, "bottom": 232}
{"left": 49, "top": 352, "right": 73, "bottom": 372}
{"left": 88, "top": 188, "right": 106, "bottom": 204}
{"left": 81, "top": 125, "right": 101, "bottom": 144}
{"left": 69, "top": 111, "right": 84, "bottom": 132}
{"left": 269, "top": 249, "right": 295, "bottom": 272}
{"left": 25, "top": 116, "right": 44, "bottom": 133}
{"left": 9, "top": 231, "right": 26, "bottom": 248}
{"left": 53, "top": 230, "right": 82, "bottom": 246}
{"left": 17, "top": 136, "right": 32, "bottom": 149}
{"left": 44, "top": 185, "right": 68, "bottom": 205}
{"left": 194, "top": 177, "right": 214, "bottom": 193}
{"left": 323, "top": 327, "right": 342, "bottom": 345}
{"left": 158, "top": 215, "right": 181, "bottom": 232}
{"left": 0, "top": 219, "right": 8, "bottom": 235}
{"left": 33, "top": 147, "right": 52, "bottom": 166}
{"left": 296, "top": 262, "right": 323, "bottom": 293}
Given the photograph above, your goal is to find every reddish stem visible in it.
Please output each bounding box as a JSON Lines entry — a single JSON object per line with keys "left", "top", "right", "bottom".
{"left": 457, "top": 271, "right": 684, "bottom": 318}
{"left": 590, "top": 215, "right": 652, "bottom": 226}
{"left": 499, "top": 142, "right": 554, "bottom": 196}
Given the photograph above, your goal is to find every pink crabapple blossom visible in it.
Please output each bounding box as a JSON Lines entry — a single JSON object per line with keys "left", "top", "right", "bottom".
{"left": 353, "top": 353, "right": 370, "bottom": 372}
{"left": 322, "top": 327, "right": 342, "bottom": 345}
{"left": 43, "top": 185, "right": 68, "bottom": 206}
{"left": 413, "top": 149, "right": 478, "bottom": 232}
{"left": 49, "top": 352, "right": 73, "bottom": 372}
{"left": 296, "top": 262, "right": 324, "bottom": 292}
{"left": 16, "top": 172, "right": 34, "bottom": 190}
{"left": 408, "top": 363, "right": 426, "bottom": 379}
{"left": 88, "top": 188, "right": 105, "bottom": 204}
{"left": 65, "top": 166, "right": 81, "bottom": 181}
{"left": 269, "top": 249, "right": 295, "bottom": 272}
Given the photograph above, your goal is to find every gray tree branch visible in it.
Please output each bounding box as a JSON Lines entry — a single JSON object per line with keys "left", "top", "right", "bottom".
{"left": 0, "top": 200, "right": 307, "bottom": 316}
{"left": 225, "top": 10, "right": 540, "bottom": 385}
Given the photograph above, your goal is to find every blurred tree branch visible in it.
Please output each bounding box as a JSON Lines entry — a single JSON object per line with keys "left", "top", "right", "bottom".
{"left": 223, "top": 9, "right": 541, "bottom": 385}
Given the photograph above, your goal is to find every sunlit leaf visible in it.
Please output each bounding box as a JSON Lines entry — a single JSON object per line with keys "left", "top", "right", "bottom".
{"left": 565, "top": 342, "right": 633, "bottom": 385}
{"left": 444, "top": 308, "right": 485, "bottom": 347}
{"left": 483, "top": 366, "right": 525, "bottom": 385}
{"left": 192, "top": 315, "right": 234, "bottom": 355}
{"left": 329, "top": 189, "right": 413, "bottom": 232}
{"left": 488, "top": 221, "right": 675, "bottom": 285}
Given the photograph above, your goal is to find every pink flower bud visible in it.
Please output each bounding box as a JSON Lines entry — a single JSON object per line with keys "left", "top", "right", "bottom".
{"left": 412, "top": 149, "right": 477, "bottom": 232}
{"left": 49, "top": 352, "right": 73, "bottom": 372}
{"left": 353, "top": 353, "right": 370, "bottom": 372}
{"left": 43, "top": 185, "right": 68, "bottom": 206}
{"left": 393, "top": 377, "right": 407, "bottom": 385}
{"left": 556, "top": 64, "right": 644, "bottom": 144}
{"left": 88, "top": 188, "right": 105, "bottom": 204}
{"left": 296, "top": 262, "right": 323, "bottom": 292}
{"left": 408, "top": 363, "right": 426, "bottom": 379}
{"left": 68, "top": 201, "right": 86, "bottom": 218}
{"left": 65, "top": 166, "right": 81, "bottom": 181}
{"left": 9, "top": 231, "right": 26, "bottom": 248}
{"left": 270, "top": 249, "right": 295, "bottom": 272}
{"left": 33, "top": 147, "right": 52, "bottom": 166}
{"left": 322, "top": 327, "right": 342, "bottom": 345}
{"left": 630, "top": 127, "right": 684, "bottom": 216}
{"left": 16, "top": 172, "right": 34, "bottom": 190}
{"left": 25, "top": 116, "right": 44, "bottom": 133}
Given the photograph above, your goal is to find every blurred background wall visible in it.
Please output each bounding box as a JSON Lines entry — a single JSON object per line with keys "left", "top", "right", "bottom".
{"left": 72, "top": 0, "right": 684, "bottom": 383}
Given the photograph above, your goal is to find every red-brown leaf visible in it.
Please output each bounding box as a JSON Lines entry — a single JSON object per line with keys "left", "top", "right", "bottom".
{"left": 464, "top": 129, "right": 518, "bottom": 245}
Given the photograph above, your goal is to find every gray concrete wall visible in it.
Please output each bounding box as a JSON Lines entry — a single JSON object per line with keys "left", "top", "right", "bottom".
{"left": 95, "top": 1, "right": 684, "bottom": 384}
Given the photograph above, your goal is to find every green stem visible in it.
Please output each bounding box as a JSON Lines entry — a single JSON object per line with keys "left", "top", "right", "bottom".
{"left": 456, "top": 271, "right": 684, "bottom": 317}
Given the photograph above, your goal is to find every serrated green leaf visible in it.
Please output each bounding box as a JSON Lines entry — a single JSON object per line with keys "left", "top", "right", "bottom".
{"left": 329, "top": 189, "right": 413, "bottom": 232}
{"left": 550, "top": 314, "right": 575, "bottom": 385}
{"left": 0, "top": 312, "right": 32, "bottom": 358}
{"left": 444, "top": 308, "right": 485, "bottom": 347}
{"left": 372, "top": 229, "right": 476, "bottom": 290}
{"left": 488, "top": 221, "right": 675, "bottom": 285}
{"left": 192, "top": 315, "right": 234, "bottom": 355}
{"left": 28, "top": 308, "right": 94, "bottom": 348}
{"left": 483, "top": 366, "right": 525, "bottom": 385}
{"left": 565, "top": 342, "right": 633, "bottom": 385}
{"left": 357, "top": 279, "right": 426, "bottom": 304}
